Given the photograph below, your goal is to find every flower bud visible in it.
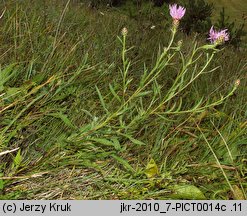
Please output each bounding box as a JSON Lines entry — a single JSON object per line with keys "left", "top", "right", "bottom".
{"left": 234, "top": 79, "right": 240, "bottom": 87}
{"left": 121, "top": 27, "right": 128, "bottom": 36}
{"left": 172, "top": 19, "right": 180, "bottom": 31}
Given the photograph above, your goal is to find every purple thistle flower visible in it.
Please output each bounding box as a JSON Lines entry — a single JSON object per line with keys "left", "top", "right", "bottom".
{"left": 208, "top": 26, "right": 218, "bottom": 43}
{"left": 169, "top": 4, "right": 186, "bottom": 20}
{"left": 208, "top": 26, "right": 229, "bottom": 44}
{"left": 218, "top": 29, "right": 229, "bottom": 41}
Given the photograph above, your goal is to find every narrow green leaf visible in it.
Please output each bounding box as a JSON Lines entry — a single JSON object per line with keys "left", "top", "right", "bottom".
{"left": 111, "top": 154, "right": 135, "bottom": 172}
{"left": 136, "top": 91, "right": 153, "bottom": 98}
{"left": 127, "top": 136, "right": 146, "bottom": 146}
{"left": 0, "top": 64, "right": 17, "bottom": 89}
{"left": 111, "top": 137, "right": 121, "bottom": 150}
{"left": 48, "top": 112, "right": 77, "bottom": 129}
{"left": 95, "top": 85, "right": 109, "bottom": 113}
{"left": 90, "top": 138, "right": 121, "bottom": 150}
{"left": 119, "top": 133, "right": 146, "bottom": 146}
{"left": 0, "top": 179, "right": 4, "bottom": 190}
{"left": 109, "top": 84, "right": 121, "bottom": 102}
{"left": 11, "top": 150, "right": 22, "bottom": 170}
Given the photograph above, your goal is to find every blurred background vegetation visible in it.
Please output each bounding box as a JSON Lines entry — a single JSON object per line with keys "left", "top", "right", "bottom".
{"left": 84, "top": 0, "right": 246, "bottom": 47}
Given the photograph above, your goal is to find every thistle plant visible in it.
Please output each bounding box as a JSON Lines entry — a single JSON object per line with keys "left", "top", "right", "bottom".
{"left": 119, "top": 27, "right": 131, "bottom": 105}
{"left": 115, "top": 4, "right": 237, "bottom": 127}
{"left": 0, "top": 1, "right": 245, "bottom": 200}
{"left": 77, "top": 3, "right": 239, "bottom": 140}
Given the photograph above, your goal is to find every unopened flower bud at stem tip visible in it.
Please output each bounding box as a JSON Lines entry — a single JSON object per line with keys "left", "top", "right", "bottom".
{"left": 121, "top": 27, "right": 128, "bottom": 36}
{"left": 234, "top": 79, "right": 240, "bottom": 87}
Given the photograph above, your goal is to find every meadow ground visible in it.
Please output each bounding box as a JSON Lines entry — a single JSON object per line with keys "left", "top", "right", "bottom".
{"left": 0, "top": 0, "right": 246, "bottom": 199}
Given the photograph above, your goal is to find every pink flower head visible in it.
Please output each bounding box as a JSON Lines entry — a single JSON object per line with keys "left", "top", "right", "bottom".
{"left": 169, "top": 4, "right": 186, "bottom": 20}
{"left": 208, "top": 26, "right": 229, "bottom": 44}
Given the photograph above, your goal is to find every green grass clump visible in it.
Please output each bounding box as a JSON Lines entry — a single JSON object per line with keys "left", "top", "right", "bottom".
{"left": 0, "top": 0, "right": 246, "bottom": 200}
